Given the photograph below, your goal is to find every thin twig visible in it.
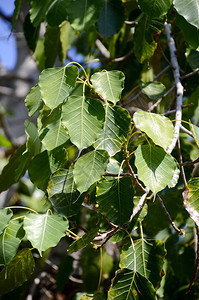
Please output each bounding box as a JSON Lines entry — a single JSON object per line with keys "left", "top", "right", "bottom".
{"left": 187, "top": 225, "right": 199, "bottom": 293}
{"left": 109, "top": 50, "right": 134, "bottom": 63}
{"left": 93, "top": 227, "right": 119, "bottom": 242}
{"left": 124, "top": 21, "right": 138, "bottom": 26}
{"left": 103, "top": 172, "right": 132, "bottom": 177}
{"left": 180, "top": 125, "right": 193, "bottom": 137}
{"left": 163, "top": 104, "right": 194, "bottom": 116}
{"left": 148, "top": 86, "right": 175, "bottom": 112}
{"left": 126, "top": 157, "right": 147, "bottom": 193}
{"left": 157, "top": 194, "right": 184, "bottom": 235}
{"left": 181, "top": 68, "right": 199, "bottom": 80}
{"left": 164, "top": 22, "right": 184, "bottom": 154}
{"left": 180, "top": 157, "right": 199, "bottom": 167}
{"left": 153, "top": 65, "right": 171, "bottom": 80}
{"left": 95, "top": 39, "right": 110, "bottom": 59}
{"left": 130, "top": 191, "right": 149, "bottom": 222}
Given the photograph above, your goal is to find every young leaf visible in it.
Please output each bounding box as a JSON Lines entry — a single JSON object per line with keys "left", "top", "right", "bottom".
{"left": 108, "top": 269, "right": 156, "bottom": 300}
{"left": 74, "top": 150, "right": 109, "bottom": 193}
{"left": 94, "top": 103, "right": 131, "bottom": 156}
{"left": 40, "top": 110, "right": 69, "bottom": 151}
{"left": 39, "top": 66, "right": 78, "bottom": 110}
{"left": 25, "top": 120, "right": 41, "bottom": 156}
{"left": 25, "top": 84, "right": 43, "bottom": 117}
{"left": 0, "top": 249, "right": 35, "bottom": 296}
{"left": 174, "top": 0, "right": 199, "bottom": 29}
{"left": 68, "top": 228, "right": 99, "bottom": 253}
{"left": 140, "top": 81, "right": 166, "bottom": 100}
{"left": 91, "top": 70, "right": 125, "bottom": 105}
{"left": 135, "top": 145, "right": 176, "bottom": 194}
{"left": 96, "top": 177, "right": 134, "bottom": 226}
{"left": 0, "top": 219, "right": 25, "bottom": 266}
{"left": 120, "top": 238, "right": 166, "bottom": 289}
{"left": 24, "top": 213, "right": 69, "bottom": 256}
{"left": 190, "top": 123, "right": 199, "bottom": 147}
{"left": 133, "top": 111, "right": 174, "bottom": 150}
{"left": 62, "top": 96, "right": 105, "bottom": 151}
{"left": 67, "top": 0, "right": 103, "bottom": 32}
{"left": 138, "top": 0, "right": 172, "bottom": 18}
{"left": 0, "top": 208, "right": 13, "bottom": 235}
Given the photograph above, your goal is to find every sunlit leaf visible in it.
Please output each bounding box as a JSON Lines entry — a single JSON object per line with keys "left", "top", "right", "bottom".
{"left": 60, "top": 21, "right": 76, "bottom": 65}
{"left": 139, "top": 81, "right": 166, "bottom": 100}
{"left": 190, "top": 123, "right": 199, "bottom": 147}
{"left": 0, "top": 249, "right": 35, "bottom": 296}
{"left": 68, "top": 228, "right": 99, "bottom": 253}
{"left": 174, "top": 0, "right": 199, "bottom": 29}
{"left": 74, "top": 150, "right": 109, "bottom": 193}
{"left": 0, "top": 208, "right": 13, "bottom": 235}
{"left": 25, "top": 120, "right": 41, "bottom": 156}
{"left": 25, "top": 84, "right": 43, "bottom": 117}
{"left": 62, "top": 96, "right": 105, "bottom": 151}
{"left": 133, "top": 111, "right": 174, "bottom": 150}
{"left": 39, "top": 66, "right": 78, "bottom": 110}
{"left": 0, "top": 133, "right": 12, "bottom": 148}
{"left": 91, "top": 70, "right": 125, "bottom": 105}
{"left": 138, "top": 0, "right": 172, "bottom": 18}
{"left": 24, "top": 213, "right": 69, "bottom": 256}
{"left": 135, "top": 145, "right": 176, "bottom": 194}
{"left": 30, "top": 0, "right": 52, "bottom": 27}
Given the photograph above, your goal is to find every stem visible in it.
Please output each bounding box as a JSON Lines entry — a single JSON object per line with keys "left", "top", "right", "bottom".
{"left": 65, "top": 61, "right": 89, "bottom": 80}
{"left": 97, "top": 247, "right": 103, "bottom": 291}
{"left": 6, "top": 206, "right": 39, "bottom": 214}
{"left": 177, "top": 138, "right": 187, "bottom": 187}
{"left": 130, "top": 191, "right": 149, "bottom": 222}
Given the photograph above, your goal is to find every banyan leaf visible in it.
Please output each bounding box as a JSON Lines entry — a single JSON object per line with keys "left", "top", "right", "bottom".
{"left": 39, "top": 66, "right": 78, "bottom": 110}
{"left": 24, "top": 213, "right": 69, "bottom": 256}
{"left": 135, "top": 145, "right": 177, "bottom": 194}
{"left": 0, "top": 249, "right": 35, "bottom": 296}
{"left": 0, "top": 208, "right": 13, "bottom": 235}
{"left": 68, "top": 228, "right": 99, "bottom": 253}
{"left": 174, "top": 0, "right": 199, "bottom": 29}
{"left": 62, "top": 96, "right": 105, "bottom": 152}
{"left": 96, "top": 177, "right": 134, "bottom": 226}
{"left": 0, "top": 219, "right": 25, "bottom": 266}
{"left": 190, "top": 123, "right": 199, "bottom": 147}
{"left": 67, "top": 0, "right": 103, "bottom": 32}
{"left": 108, "top": 268, "right": 156, "bottom": 300}
{"left": 25, "top": 120, "right": 41, "bottom": 156}
{"left": 94, "top": 103, "right": 131, "bottom": 156}
{"left": 25, "top": 84, "right": 43, "bottom": 117}
{"left": 120, "top": 238, "right": 166, "bottom": 289}
{"left": 133, "top": 111, "right": 174, "bottom": 150}
{"left": 40, "top": 109, "right": 69, "bottom": 151}
{"left": 74, "top": 150, "right": 109, "bottom": 193}
{"left": 138, "top": 0, "right": 172, "bottom": 18}
{"left": 139, "top": 81, "right": 166, "bottom": 100}
{"left": 91, "top": 70, "right": 125, "bottom": 105}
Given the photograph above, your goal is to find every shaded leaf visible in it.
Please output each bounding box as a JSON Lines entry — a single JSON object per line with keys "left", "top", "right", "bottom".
{"left": 138, "top": 0, "right": 172, "bottom": 18}
{"left": 48, "top": 144, "right": 69, "bottom": 173}
{"left": 139, "top": 81, "right": 166, "bottom": 100}
{"left": 108, "top": 268, "right": 156, "bottom": 300}
{"left": 0, "top": 219, "right": 25, "bottom": 266}
{"left": 176, "top": 13, "right": 199, "bottom": 49}
{"left": 91, "top": 70, "right": 125, "bottom": 105}
{"left": 46, "top": 0, "right": 70, "bottom": 26}
{"left": 97, "top": 0, "right": 125, "bottom": 39}
{"left": 25, "top": 120, "right": 41, "bottom": 156}
{"left": 68, "top": 228, "right": 98, "bottom": 253}
{"left": 30, "top": 0, "right": 52, "bottom": 27}
{"left": 60, "top": 21, "right": 76, "bottom": 65}
{"left": 68, "top": 0, "right": 103, "bottom": 32}
{"left": 96, "top": 177, "right": 134, "bottom": 226}
{"left": 25, "top": 84, "right": 43, "bottom": 117}
{"left": 74, "top": 150, "right": 109, "bottom": 193}
{"left": 34, "top": 38, "right": 45, "bottom": 71}
{"left": 12, "top": 0, "right": 23, "bottom": 30}
{"left": 44, "top": 25, "right": 60, "bottom": 68}
{"left": 187, "top": 49, "right": 199, "bottom": 71}
{"left": 62, "top": 96, "right": 105, "bottom": 151}
{"left": 174, "top": 0, "right": 199, "bottom": 29}
{"left": 0, "top": 208, "right": 13, "bottom": 235}
{"left": 133, "top": 111, "right": 174, "bottom": 150}
{"left": 0, "top": 249, "right": 35, "bottom": 296}
{"left": 24, "top": 213, "right": 69, "bottom": 256}
{"left": 23, "top": 12, "right": 40, "bottom": 51}
{"left": 120, "top": 238, "right": 166, "bottom": 289}
{"left": 94, "top": 103, "right": 130, "bottom": 156}
{"left": 190, "top": 123, "right": 199, "bottom": 147}
{"left": 39, "top": 66, "right": 78, "bottom": 110}
{"left": 135, "top": 145, "right": 176, "bottom": 194}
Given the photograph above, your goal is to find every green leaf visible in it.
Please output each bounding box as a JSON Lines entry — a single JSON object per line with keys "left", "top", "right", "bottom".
{"left": 0, "top": 208, "right": 13, "bottom": 235}
{"left": 28, "top": 150, "right": 51, "bottom": 191}
{"left": 40, "top": 110, "right": 69, "bottom": 151}
{"left": 39, "top": 66, "right": 78, "bottom": 110}
{"left": 0, "top": 219, "right": 25, "bottom": 266}
{"left": 190, "top": 123, "right": 199, "bottom": 147}
{"left": 23, "top": 12, "right": 40, "bottom": 52}
{"left": 186, "top": 177, "right": 199, "bottom": 214}
{"left": 168, "top": 160, "right": 180, "bottom": 188}
{"left": 68, "top": 228, "right": 99, "bottom": 253}
{"left": 0, "top": 133, "right": 12, "bottom": 148}
{"left": 30, "top": 0, "right": 52, "bottom": 27}
{"left": 25, "top": 120, "right": 41, "bottom": 156}
{"left": 0, "top": 145, "right": 31, "bottom": 193}
{"left": 62, "top": 96, "right": 105, "bottom": 151}
{"left": 74, "top": 150, "right": 109, "bottom": 193}
{"left": 24, "top": 213, "right": 69, "bottom": 256}
{"left": 138, "top": 0, "right": 172, "bottom": 18}
{"left": 81, "top": 292, "right": 106, "bottom": 300}
{"left": 120, "top": 238, "right": 166, "bottom": 289}
{"left": 44, "top": 25, "right": 60, "bottom": 68}
{"left": 139, "top": 81, "right": 166, "bottom": 100}
{"left": 48, "top": 168, "right": 84, "bottom": 217}
{"left": 187, "top": 49, "right": 199, "bottom": 71}
{"left": 174, "top": 0, "right": 199, "bottom": 29}
{"left": 34, "top": 38, "right": 45, "bottom": 71}
{"left": 97, "top": 0, "right": 125, "bottom": 38}
{"left": 96, "top": 177, "right": 134, "bottom": 226}
{"left": 135, "top": 145, "right": 177, "bottom": 194}
{"left": 67, "top": 0, "right": 103, "bottom": 32}
{"left": 134, "top": 15, "right": 157, "bottom": 63}
{"left": 133, "top": 111, "right": 174, "bottom": 150}
{"left": 60, "top": 21, "right": 76, "bottom": 65}
{"left": 108, "top": 269, "right": 156, "bottom": 300}
{"left": 12, "top": 0, "right": 23, "bottom": 30}
{"left": 25, "top": 84, "right": 43, "bottom": 117}
{"left": 91, "top": 70, "right": 125, "bottom": 105}
{"left": 0, "top": 249, "right": 35, "bottom": 296}
{"left": 176, "top": 13, "right": 199, "bottom": 49}
{"left": 48, "top": 144, "right": 69, "bottom": 173}
{"left": 46, "top": 0, "right": 70, "bottom": 26}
